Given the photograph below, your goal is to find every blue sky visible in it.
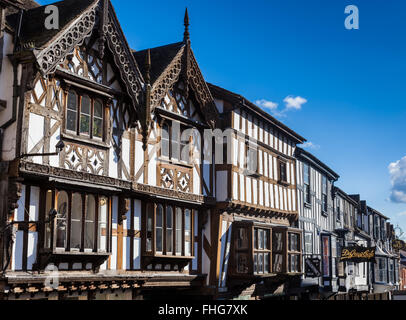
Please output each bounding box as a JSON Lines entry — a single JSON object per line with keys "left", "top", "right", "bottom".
{"left": 38, "top": 0, "right": 406, "bottom": 234}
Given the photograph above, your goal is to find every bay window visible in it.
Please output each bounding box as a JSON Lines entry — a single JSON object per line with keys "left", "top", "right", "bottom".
{"left": 144, "top": 202, "right": 194, "bottom": 258}
{"left": 375, "top": 257, "right": 387, "bottom": 283}
{"left": 254, "top": 228, "right": 271, "bottom": 274}
{"left": 45, "top": 189, "right": 110, "bottom": 253}
{"left": 230, "top": 223, "right": 302, "bottom": 277}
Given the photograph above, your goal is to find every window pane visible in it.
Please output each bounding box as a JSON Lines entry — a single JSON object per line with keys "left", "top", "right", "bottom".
{"left": 156, "top": 205, "right": 163, "bottom": 253}
{"left": 56, "top": 191, "right": 68, "bottom": 249}
{"left": 264, "top": 230, "right": 269, "bottom": 250}
{"left": 176, "top": 208, "right": 182, "bottom": 255}
{"left": 80, "top": 96, "right": 91, "bottom": 135}
{"left": 264, "top": 253, "right": 270, "bottom": 273}
{"left": 237, "top": 228, "right": 248, "bottom": 250}
{"left": 258, "top": 253, "right": 264, "bottom": 274}
{"left": 98, "top": 196, "right": 108, "bottom": 252}
{"left": 254, "top": 229, "right": 258, "bottom": 250}
{"left": 85, "top": 195, "right": 95, "bottom": 250}
{"left": 94, "top": 100, "right": 103, "bottom": 118}
{"left": 237, "top": 253, "right": 249, "bottom": 274}
{"left": 67, "top": 91, "right": 77, "bottom": 132}
{"left": 254, "top": 253, "right": 258, "bottom": 274}
{"left": 258, "top": 229, "right": 263, "bottom": 250}
{"left": 71, "top": 193, "right": 82, "bottom": 250}
{"left": 185, "top": 209, "right": 192, "bottom": 256}
{"left": 93, "top": 118, "right": 103, "bottom": 139}
{"left": 171, "top": 123, "right": 180, "bottom": 160}
{"left": 289, "top": 233, "right": 299, "bottom": 252}
{"left": 166, "top": 206, "right": 173, "bottom": 254}
{"left": 44, "top": 190, "right": 53, "bottom": 249}
{"left": 146, "top": 203, "right": 153, "bottom": 252}
{"left": 273, "top": 232, "right": 283, "bottom": 251}
{"left": 161, "top": 124, "right": 170, "bottom": 157}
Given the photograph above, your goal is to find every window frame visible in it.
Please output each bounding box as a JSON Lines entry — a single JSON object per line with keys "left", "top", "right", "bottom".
{"left": 287, "top": 230, "right": 302, "bottom": 274}
{"left": 303, "top": 162, "right": 311, "bottom": 205}
{"left": 64, "top": 88, "right": 106, "bottom": 142}
{"left": 143, "top": 202, "right": 194, "bottom": 259}
{"left": 159, "top": 120, "right": 192, "bottom": 165}
{"left": 43, "top": 188, "right": 111, "bottom": 255}
{"left": 277, "top": 158, "right": 288, "bottom": 185}
{"left": 229, "top": 223, "right": 302, "bottom": 278}
{"left": 321, "top": 175, "right": 328, "bottom": 214}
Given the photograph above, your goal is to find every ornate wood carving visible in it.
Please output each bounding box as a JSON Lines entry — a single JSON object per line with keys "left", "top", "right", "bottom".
{"left": 18, "top": 161, "right": 215, "bottom": 204}
{"left": 36, "top": 2, "right": 98, "bottom": 75}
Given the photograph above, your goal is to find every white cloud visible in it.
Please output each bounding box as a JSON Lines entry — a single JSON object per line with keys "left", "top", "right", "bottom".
{"left": 255, "top": 95, "right": 308, "bottom": 118}
{"left": 255, "top": 99, "right": 278, "bottom": 111}
{"left": 389, "top": 156, "right": 406, "bottom": 203}
{"left": 283, "top": 96, "right": 308, "bottom": 110}
{"left": 301, "top": 142, "right": 320, "bottom": 150}
{"left": 398, "top": 211, "right": 406, "bottom": 217}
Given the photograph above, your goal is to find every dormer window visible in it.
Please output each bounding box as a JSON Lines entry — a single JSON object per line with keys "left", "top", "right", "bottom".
{"left": 66, "top": 89, "right": 105, "bottom": 140}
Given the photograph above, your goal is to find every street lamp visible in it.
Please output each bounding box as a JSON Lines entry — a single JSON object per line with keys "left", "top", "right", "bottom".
{"left": 17, "top": 141, "right": 65, "bottom": 159}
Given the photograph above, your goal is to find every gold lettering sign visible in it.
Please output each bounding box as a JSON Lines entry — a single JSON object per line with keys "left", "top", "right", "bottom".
{"left": 340, "top": 247, "right": 376, "bottom": 262}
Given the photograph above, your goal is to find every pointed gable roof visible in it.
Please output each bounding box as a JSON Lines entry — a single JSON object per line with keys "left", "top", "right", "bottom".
{"left": 134, "top": 42, "right": 184, "bottom": 86}
{"left": 7, "top": 0, "right": 97, "bottom": 50}
{"left": 7, "top": 0, "right": 144, "bottom": 113}
{"left": 133, "top": 41, "right": 218, "bottom": 129}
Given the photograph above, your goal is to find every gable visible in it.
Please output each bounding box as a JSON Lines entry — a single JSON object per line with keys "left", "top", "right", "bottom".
{"left": 134, "top": 43, "right": 218, "bottom": 129}
{"left": 9, "top": 0, "right": 144, "bottom": 113}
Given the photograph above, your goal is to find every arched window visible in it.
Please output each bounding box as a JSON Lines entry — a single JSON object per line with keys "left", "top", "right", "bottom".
{"left": 85, "top": 195, "right": 96, "bottom": 250}
{"left": 156, "top": 204, "right": 163, "bottom": 253}
{"left": 71, "top": 193, "right": 83, "bottom": 250}
{"left": 66, "top": 91, "right": 78, "bottom": 132}
{"left": 56, "top": 191, "right": 68, "bottom": 249}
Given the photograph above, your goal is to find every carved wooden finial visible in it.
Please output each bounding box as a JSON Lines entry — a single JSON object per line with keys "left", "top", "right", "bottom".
{"left": 145, "top": 49, "right": 151, "bottom": 84}
{"left": 183, "top": 8, "right": 190, "bottom": 43}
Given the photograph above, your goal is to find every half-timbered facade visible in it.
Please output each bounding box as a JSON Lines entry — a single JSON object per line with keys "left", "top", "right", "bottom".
{"left": 333, "top": 187, "right": 365, "bottom": 293}
{"left": 208, "top": 84, "right": 306, "bottom": 299}
{"left": 295, "top": 147, "right": 340, "bottom": 299}
{"left": 0, "top": 0, "right": 219, "bottom": 300}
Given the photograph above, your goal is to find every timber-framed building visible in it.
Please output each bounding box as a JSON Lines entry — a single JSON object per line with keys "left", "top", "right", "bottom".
{"left": 0, "top": 0, "right": 220, "bottom": 300}
{"left": 0, "top": 0, "right": 401, "bottom": 301}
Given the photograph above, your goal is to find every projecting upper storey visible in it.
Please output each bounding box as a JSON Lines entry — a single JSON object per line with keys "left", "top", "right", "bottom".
{"left": 208, "top": 83, "right": 306, "bottom": 221}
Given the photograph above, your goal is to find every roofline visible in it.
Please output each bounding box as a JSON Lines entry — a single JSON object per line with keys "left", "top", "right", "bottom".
{"left": 295, "top": 147, "right": 340, "bottom": 181}
{"left": 208, "top": 82, "right": 306, "bottom": 144}
{"left": 367, "top": 206, "right": 390, "bottom": 220}
{"left": 334, "top": 187, "right": 359, "bottom": 206}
